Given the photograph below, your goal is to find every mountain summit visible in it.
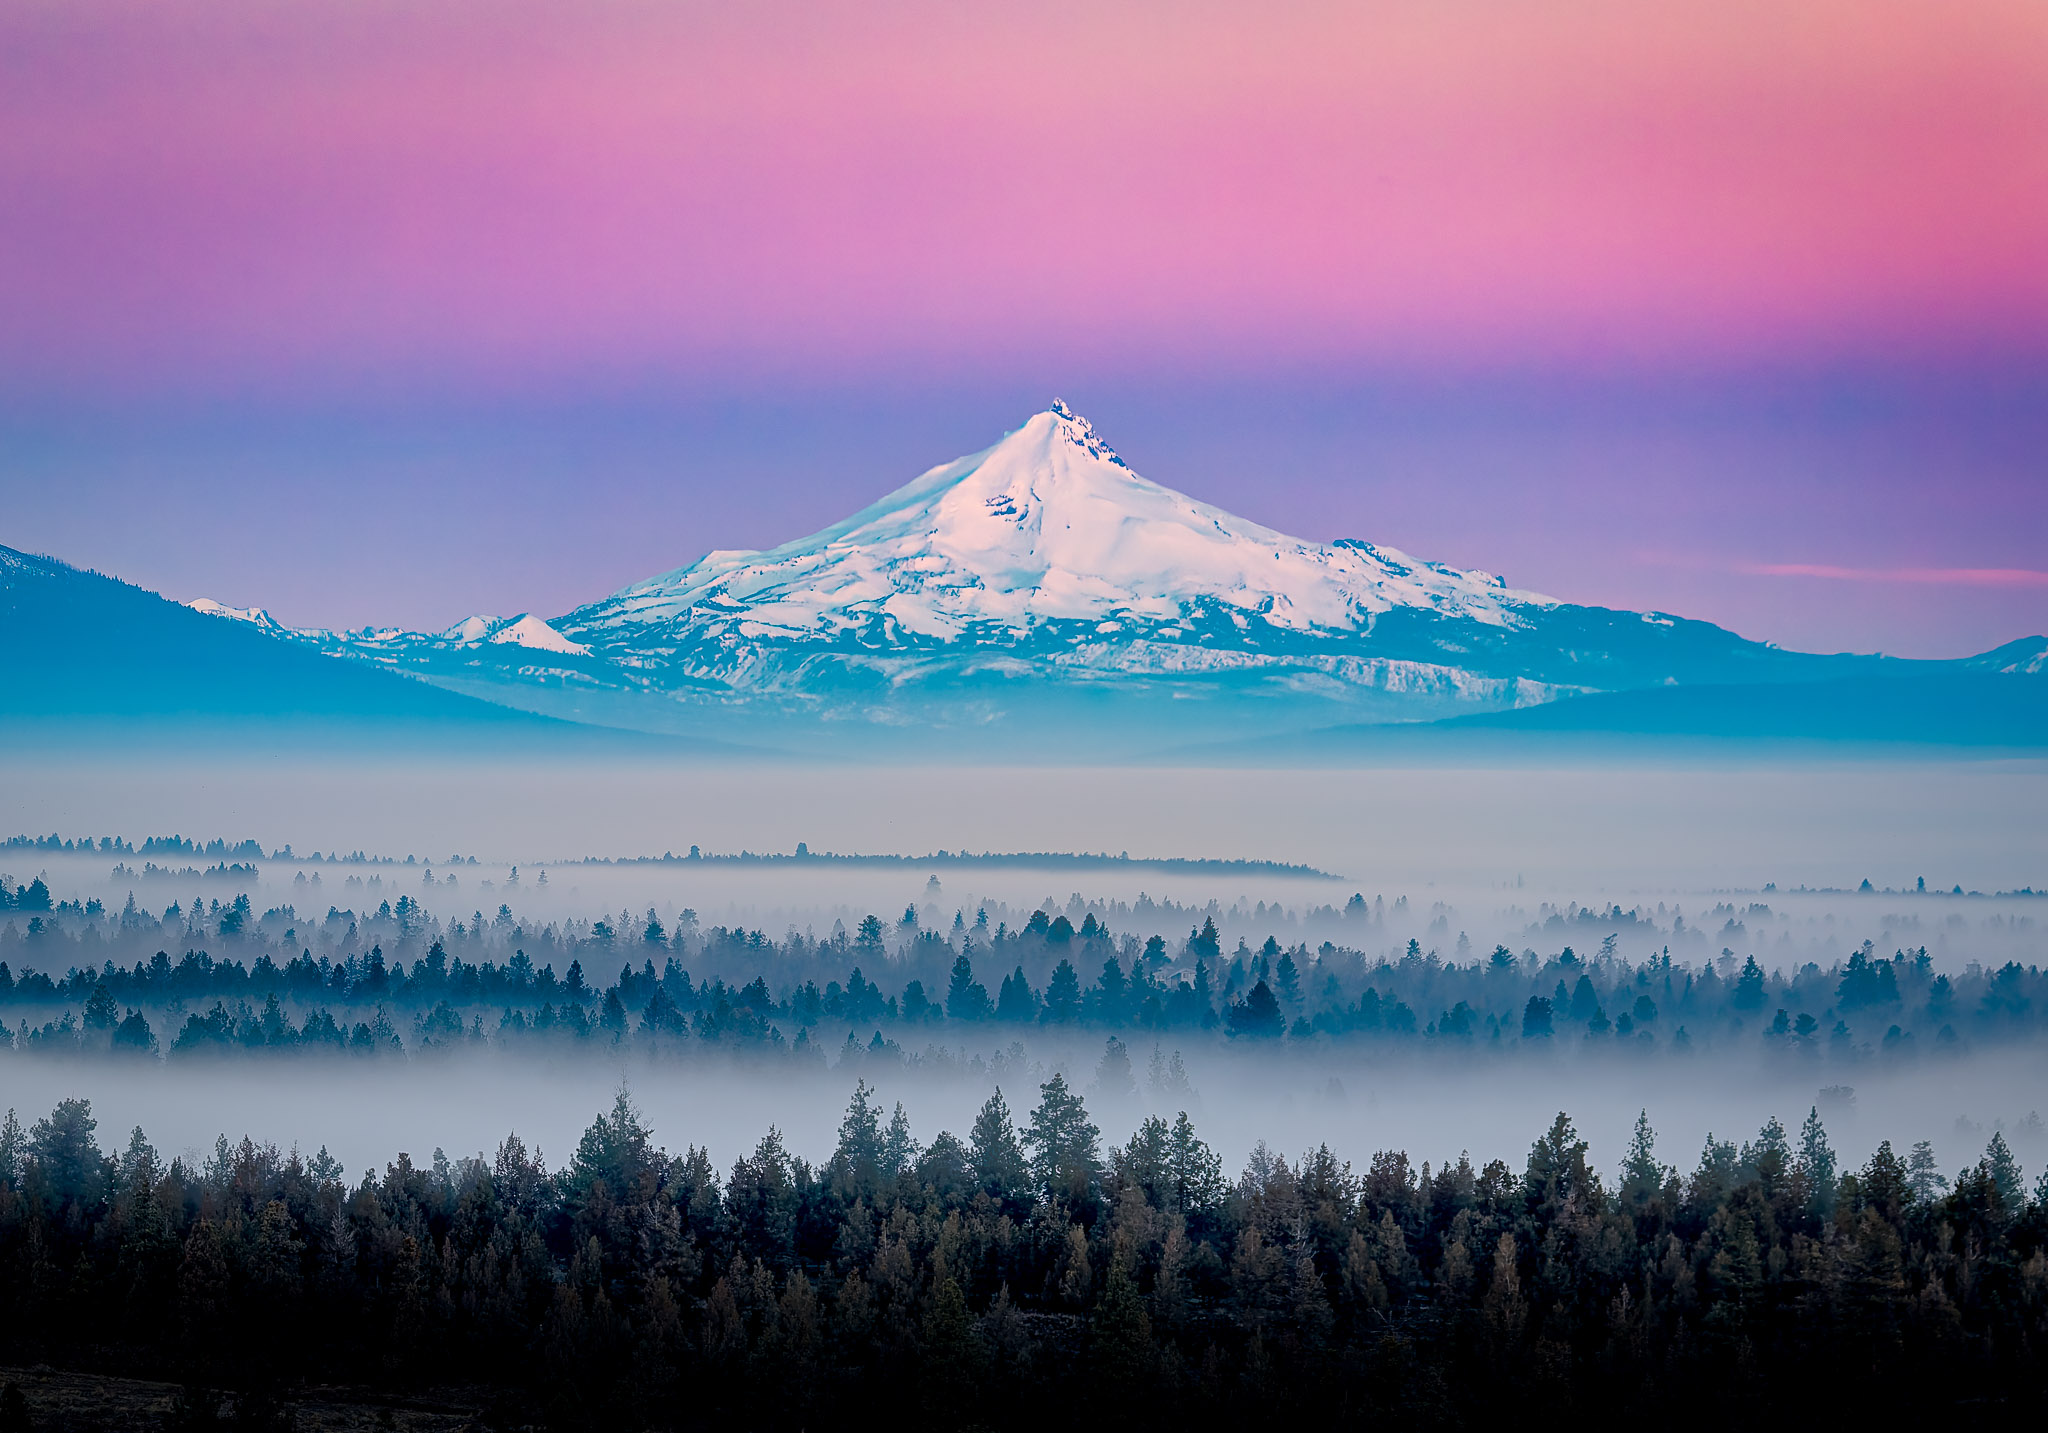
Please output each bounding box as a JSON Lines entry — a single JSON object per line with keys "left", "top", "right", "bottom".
{"left": 584, "top": 401, "right": 1541, "bottom": 648}
{"left": 167, "top": 402, "right": 2000, "bottom": 747}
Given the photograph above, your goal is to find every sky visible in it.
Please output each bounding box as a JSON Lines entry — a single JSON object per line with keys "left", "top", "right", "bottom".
{"left": 2, "top": 0, "right": 2045, "bottom": 656}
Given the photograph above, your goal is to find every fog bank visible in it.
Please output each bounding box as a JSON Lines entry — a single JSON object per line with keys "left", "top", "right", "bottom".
{"left": 6, "top": 1043, "right": 2041, "bottom": 1202}
{"left": 5, "top": 755, "right": 2043, "bottom": 892}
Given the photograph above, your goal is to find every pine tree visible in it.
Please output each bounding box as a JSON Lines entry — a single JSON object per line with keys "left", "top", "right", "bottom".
{"left": 1192, "top": 957, "right": 1215, "bottom": 1024}
{"left": 1482, "top": 1232, "right": 1526, "bottom": 1345}
{"left": 0, "top": 1109, "right": 22, "bottom": 1188}
{"left": 29, "top": 1097, "right": 106, "bottom": 1210}
{"left": 1984, "top": 1131, "right": 2025, "bottom": 1213}
{"left": 968, "top": 1089, "right": 1029, "bottom": 1204}
{"left": 1091, "top": 1037, "right": 1137, "bottom": 1100}
{"left": 834, "top": 1081, "right": 884, "bottom": 1196}
{"left": 1167, "top": 1111, "right": 1224, "bottom": 1214}
{"left": 921, "top": 1274, "right": 984, "bottom": 1421}
{"left": 1732, "top": 955, "right": 1767, "bottom": 1010}
{"left": 1619, "top": 1110, "right": 1667, "bottom": 1211}
{"left": 118, "top": 1125, "right": 159, "bottom": 1187}
{"left": 1525, "top": 1112, "right": 1593, "bottom": 1219}
{"left": 1796, "top": 1107, "right": 1838, "bottom": 1218}
{"left": 1904, "top": 1139, "right": 1948, "bottom": 1203}
{"left": 881, "top": 1102, "right": 919, "bottom": 1179}
{"left": 1229, "top": 980, "right": 1284, "bottom": 1038}
{"left": 82, "top": 982, "right": 117, "bottom": 1032}
{"left": 1859, "top": 1140, "right": 1910, "bottom": 1219}
{"left": 1089, "top": 1259, "right": 1155, "bottom": 1394}
{"left": 565, "top": 1086, "right": 655, "bottom": 1208}
{"left": 1274, "top": 950, "right": 1302, "bottom": 1009}
{"left": 1025, "top": 1073, "right": 1101, "bottom": 1204}
{"left": 855, "top": 914, "right": 886, "bottom": 957}
{"left": 1740, "top": 1116, "right": 1791, "bottom": 1200}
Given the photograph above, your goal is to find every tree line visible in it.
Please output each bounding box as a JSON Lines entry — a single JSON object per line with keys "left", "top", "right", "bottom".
{"left": 1, "top": 912, "right": 2042, "bottom": 1067}
{"left": 1, "top": 1085, "right": 2044, "bottom": 1428}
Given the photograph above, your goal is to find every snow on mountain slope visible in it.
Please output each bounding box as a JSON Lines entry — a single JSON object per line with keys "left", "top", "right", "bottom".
{"left": 433, "top": 611, "right": 588, "bottom": 653}
{"left": 188, "top": 602, "right": 588, "bottom": 657}
{"left": 168, "top": 403, "right": 1922, "bottom": 739}
{"left": 486, "top": 614, "right": 589, "bottom": 655}
{"left": 183, "top": 598, "right": 295, "bottom": 635}
{"left": 1967, "top": 636, "right": 2048, "bottom": 676}
{"left": 518, "top": 400, "right": 1861, "bottom": 728}
{"left": 588, "top": 400, "right": 1550, "bottom": 646}
{"left": 440, "top": 614, "right": 501, "bottom": 643}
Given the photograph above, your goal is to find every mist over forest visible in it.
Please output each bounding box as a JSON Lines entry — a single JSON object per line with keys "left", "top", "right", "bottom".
{"left": 2, "top": 753, "right": 2043, "bottom": 1427}
{"left": 2, "top": 779, "right": 2043, "bottom": 1182}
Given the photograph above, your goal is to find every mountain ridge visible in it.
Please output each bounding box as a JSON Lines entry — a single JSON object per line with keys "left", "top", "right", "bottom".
{"left": 146, "top": 402, "right": 2043, "bottom": 748}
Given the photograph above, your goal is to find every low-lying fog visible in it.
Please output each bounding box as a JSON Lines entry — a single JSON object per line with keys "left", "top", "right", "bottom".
{"left": 2, "top": 751, "right": 2042, "bottom": 1189}
{"left": 7, "top": 754, "right": 2044, "bottom": 892}
{"left": 4, "top": 1046, "right": 2043, "bottom": 1202}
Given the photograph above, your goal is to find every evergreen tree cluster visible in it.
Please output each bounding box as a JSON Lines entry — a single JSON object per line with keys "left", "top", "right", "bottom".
{"left": 0, "top": 915, "right": 2042, "bottom": 1068}
{"left": 0, "top": 877, "right": 51, "bottom": 914}
{"left": 1, "top": 1089, "right": 2045, "bottom": 1427}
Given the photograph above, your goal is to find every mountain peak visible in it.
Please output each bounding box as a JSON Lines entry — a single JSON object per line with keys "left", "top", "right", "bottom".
{"left": 1041, "top": 398, "right": 1128, "bottom": 470}
{"left": 437, "top": 612, "right": 590, "bottom": 655}
{"left": 587, "top": 404, "right": 1548, "bottom": 648}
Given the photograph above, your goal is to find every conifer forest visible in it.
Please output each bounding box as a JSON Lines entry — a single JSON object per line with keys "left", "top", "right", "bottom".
{"left": 0, "top": 839, "right": 2045, "bottom": 1426}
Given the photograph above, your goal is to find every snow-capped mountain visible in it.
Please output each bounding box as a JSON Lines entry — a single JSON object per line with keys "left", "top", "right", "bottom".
{"left": 184, "top": 601, "right": 587, "bottom": 658}
{"left": 175, "top": 402, "right": 1916, "bottom": 744}
{"left": 597, "top": 401, "right": 1538, "bottom": 643}
{"left": 437, "top": 613, "right": 591, "bottom": 655}
{"left": 536, "top": 402, "right": 1849, "bottom": 730}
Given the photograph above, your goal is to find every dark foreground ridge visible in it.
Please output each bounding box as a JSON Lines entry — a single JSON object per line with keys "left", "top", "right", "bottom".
{"left": 0, "top": 1090, "right": 2043, "bottom": 1429}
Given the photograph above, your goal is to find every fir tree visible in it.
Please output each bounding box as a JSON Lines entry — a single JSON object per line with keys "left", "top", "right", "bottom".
{"left": 1042, "top": 959, "right": 1083, "bottom": 1024}
{"left": 945, "top": 954, "right": 993, "bottom": 1022}
{"left": 996, "top": 966, "right": 1040, "bottom": 1023}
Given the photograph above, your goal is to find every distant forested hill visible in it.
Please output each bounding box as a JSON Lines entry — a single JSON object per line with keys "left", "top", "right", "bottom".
{"left": 0, "top": 545, "right": 699, "bottom": 750}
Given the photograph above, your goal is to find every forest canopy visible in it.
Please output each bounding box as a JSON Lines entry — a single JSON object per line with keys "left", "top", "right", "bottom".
{"left": 0, "top": 882, "right": 2035, "bottom": 1070}
{"left": 0, "top": 1085, "right": 2042, "bottom": 1428}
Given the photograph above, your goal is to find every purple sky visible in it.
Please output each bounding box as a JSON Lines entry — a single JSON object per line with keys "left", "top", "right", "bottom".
{"left": 7, "top": 371, "right": 2043, "bottom": 659}
{"left": 3, "top": 1, "right": 2045, "bottom": 657}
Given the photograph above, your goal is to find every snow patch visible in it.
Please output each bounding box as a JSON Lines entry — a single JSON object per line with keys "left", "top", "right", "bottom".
{"left": 440, "top": 614, "right": 503, "bottom": 643}
{"left": 185, "top": 598, "right": 288, "bottom": 633}
{"left": 486, "top": 614, "right": 589, "bottom": 655}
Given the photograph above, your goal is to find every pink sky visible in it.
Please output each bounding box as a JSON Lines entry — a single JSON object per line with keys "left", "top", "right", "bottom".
{"left": 2, "top": 1, "right": 2044, "bottom": 657}
{"left": 4, "top": 0, "right": 2046, "bottom": 393}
